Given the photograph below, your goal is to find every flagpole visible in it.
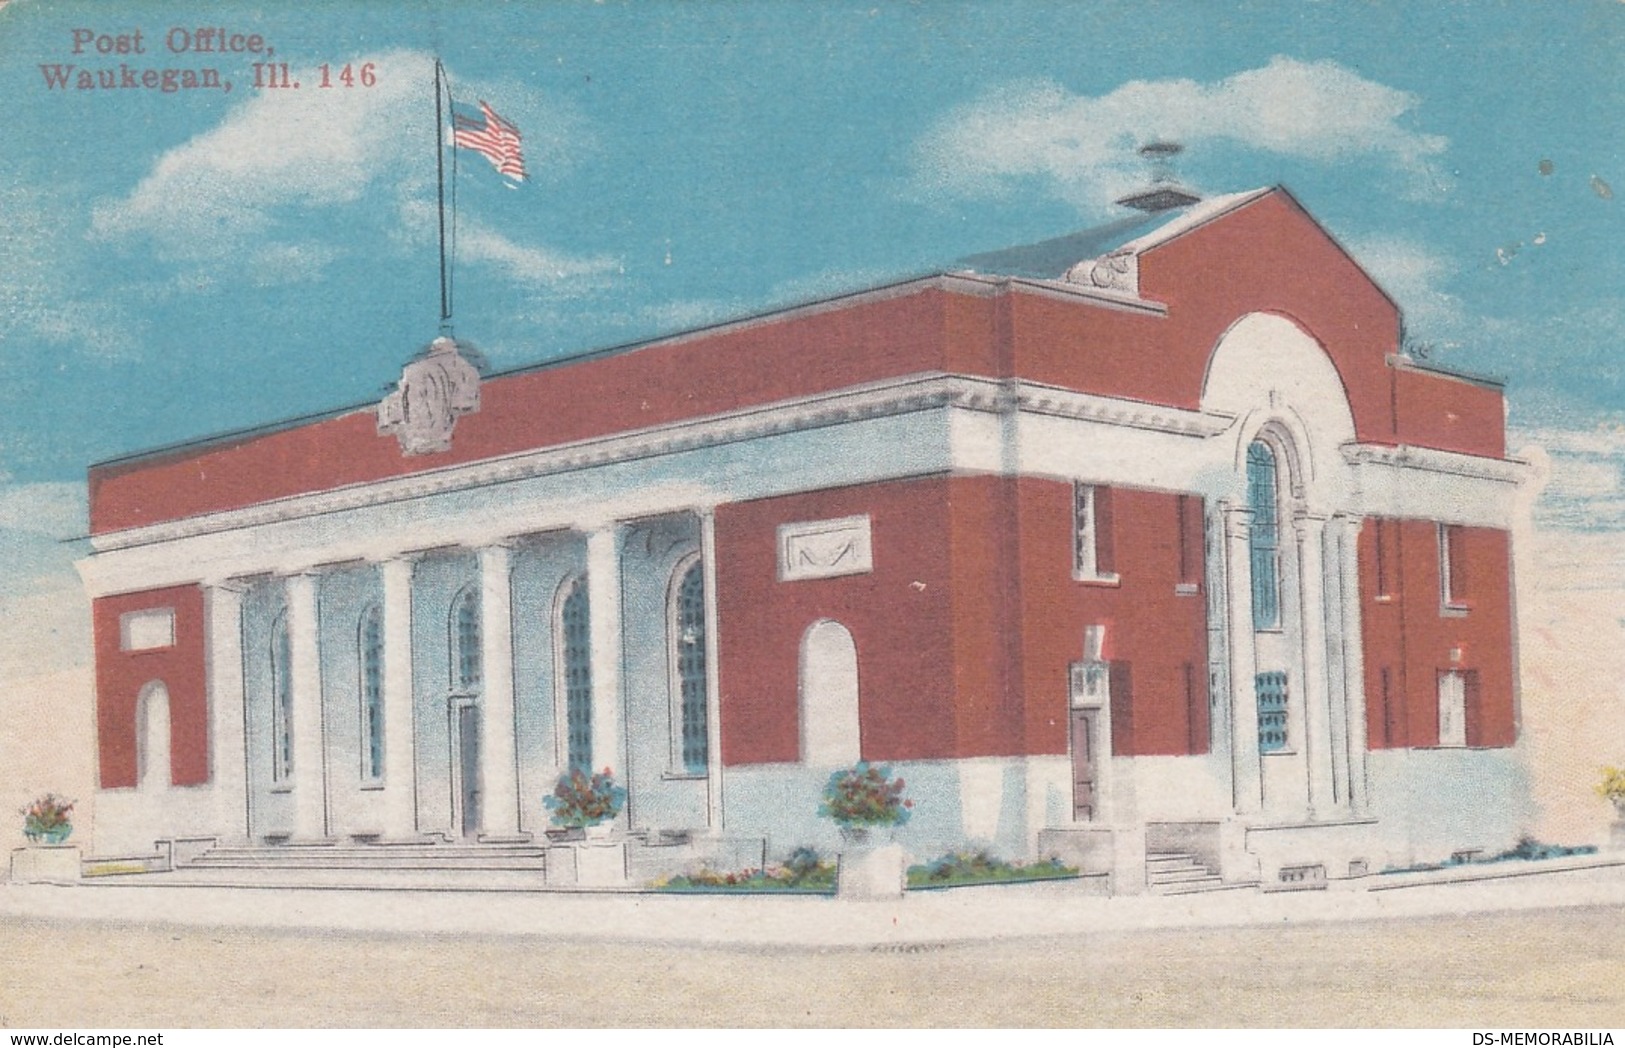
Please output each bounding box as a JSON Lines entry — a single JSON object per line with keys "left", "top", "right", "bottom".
{"left": 434, "top": 58, "right": 451, "bottom": 333}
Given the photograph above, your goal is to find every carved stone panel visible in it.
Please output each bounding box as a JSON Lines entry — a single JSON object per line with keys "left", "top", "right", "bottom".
{"left": 777, "top": 514, "right": 873, "bottom": 581}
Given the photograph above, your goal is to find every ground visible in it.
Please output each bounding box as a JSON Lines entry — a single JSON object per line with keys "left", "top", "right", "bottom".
{"left": 1, "top": 904, "right": 1620, "bottom": 1028}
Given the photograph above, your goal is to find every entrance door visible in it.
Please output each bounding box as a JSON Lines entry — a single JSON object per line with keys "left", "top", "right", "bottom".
{"left": 454, "top": 703, "right": 481, "bottom": 838}
{"left": 1070, "top": 708, "right": 1099, "bottom": 821}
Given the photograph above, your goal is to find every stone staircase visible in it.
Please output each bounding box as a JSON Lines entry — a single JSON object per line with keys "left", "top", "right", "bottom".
{"left": 1145, "top": 851, "right": 1250, "bottom": 895}
{"left": 139, "top": 839, "right": 554, "bottom": 891}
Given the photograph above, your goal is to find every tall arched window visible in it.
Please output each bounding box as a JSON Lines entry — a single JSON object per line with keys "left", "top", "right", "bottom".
{"left": 136, "top": 680, "right": 171, "bottom": 791}
{"left": 1246, "top": 440, "right": 1281, "bottom": 631}
{"left": 451, "top": 586, "right": 481, "bottom": 692}
{"left": 559, "top": 576, "right": 593, "bottom": 773}
{"left": 800, "top": 620, "right": 860, "bottom": 765}
{"left": 670, "top": 557, "right": 709, "bottom": 774}
{"left": 271, "top": 611, "right": 292, "bottom": 782}
{"left": 359, "top": 604, "right": 384, "bottom": 782}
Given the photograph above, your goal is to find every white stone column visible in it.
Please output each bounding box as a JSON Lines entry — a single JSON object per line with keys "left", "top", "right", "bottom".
{"left": 1336, "top": 515, "right": 1371, "bottom": 814}
{"left": 586, "top": 526, "right": 626, "bottom": 789}
{"left": 204, "top": 581, "right": 249, "bottom": 843}
{"left": 1223, "top": 504, "right": 1262, "bottom": 815}
{"left": 379, "top": 556, "right": 419, "bottom": 840}
{"left": 285, "top": 572, "right": 327, "bottom": 841}
{"left": 477, "top": 543, "right": 525, "bottom": 840}
{"left": 1295, "top": 512, "right": 1335, "bottom": 818}
{"left": 699, "top": 509, "right": 724, "bottom": 832}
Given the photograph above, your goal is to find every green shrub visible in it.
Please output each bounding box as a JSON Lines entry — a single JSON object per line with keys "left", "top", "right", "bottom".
{"left": 906, "top": 849, "right": 1078, "bottom": 888}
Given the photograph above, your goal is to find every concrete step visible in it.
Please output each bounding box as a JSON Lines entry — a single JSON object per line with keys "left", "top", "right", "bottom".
{"left": 1155, "top": 878, "right": 1258, "bottom": 896}
{"left": 1148, "top": 866, "right": 1222, "bottom": 884}
{"left": 86, "top": 865, "right": 554, "bottom": 892}
{"left": 182, "top": 843, "right": 550, "bottom": 871}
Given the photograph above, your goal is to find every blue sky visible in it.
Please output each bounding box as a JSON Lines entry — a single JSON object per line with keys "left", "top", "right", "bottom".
{"left": 0, "top": 0, "right": 1620, "bottom": 557}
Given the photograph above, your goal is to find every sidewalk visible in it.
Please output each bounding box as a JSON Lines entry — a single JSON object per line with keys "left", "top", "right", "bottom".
{"left": 5, "top": 858, "right": 1625, "bottom": 948}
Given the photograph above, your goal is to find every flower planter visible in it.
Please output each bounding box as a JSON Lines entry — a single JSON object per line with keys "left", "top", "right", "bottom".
{"left": 583, "top": 821, "right": 614, "bottom": 841}
{"left": 24, "top": 825, "right": 72, "bottom": 845}
{"left": 837, "top": 842, "right": 906, "bottom": 899}
{"left": 10, "top": 844, "right": 81, "bottom": 884}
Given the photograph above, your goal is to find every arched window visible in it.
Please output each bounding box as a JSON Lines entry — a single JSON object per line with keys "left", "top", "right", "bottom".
{"left": 559, "top": 576, "right": 593, "bottom": 773}
{"left": 271, "top": 611, "right": 292, "bottom": 782}
{"left": 451, "top": 586, "right": 481, "bottom": 692}
{"left": 1246, "top": 440, "right": 1281, "bottom": 631}
{"left": 136, "top": 680, "right": 171, "bottom": 791}
{"left": 800, "top": 620, "right": 860, "bottom": 765}
{"left": 670, "top": 557, "right": 708, "bottom": 773}
{"left": 359, "top": 604, "right": 384, "bottom": 782}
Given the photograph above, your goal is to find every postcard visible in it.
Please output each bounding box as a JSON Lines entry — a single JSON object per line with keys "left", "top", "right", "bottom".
{"left": 1, "top": 0, "right": 1622, "bottom": 1030}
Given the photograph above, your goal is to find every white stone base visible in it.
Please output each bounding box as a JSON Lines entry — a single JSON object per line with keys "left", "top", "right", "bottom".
{"left": 837, "top": 844, "right": 906, "bottom": 899}
{"left": 545, "top": 841, "right": 628, "bottom": 888}
{"left": 10, "top": 845, "right": 81, "bottom": 884}
{"left": 1610, "top": 821, "right": 1625, "bottom": 853}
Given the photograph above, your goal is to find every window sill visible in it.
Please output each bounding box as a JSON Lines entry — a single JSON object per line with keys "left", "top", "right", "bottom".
{"left": 1074, "top": 572, "right": 1121, "bottom": 587}
{"left": 661, "top": 770, "right": 709, "bottom": 782}
{"left": 269, "top": 785, "right": 293, "bottom": 795}
{"left": 1260, "top": 749, "right": 1298, "bottom": 758}
{"left": 1440, "top": 603, "right": 1470, "bottom": 618}
{"left": 1174, "top": 583, "right": 1200, "bottom": 596}
{"left": 359, "top": 781, "right": 386, "bottom": 792}
{"left": 1373, "top": 594, "right": 1394, "bottom": 604}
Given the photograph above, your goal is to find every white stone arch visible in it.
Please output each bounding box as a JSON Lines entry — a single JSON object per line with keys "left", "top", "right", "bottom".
{"left": 799, "top": 619, "right": 860, "bottom": 766}
{"left": 135, "top": 679, "right": 171, "bottom": 792}
{"left": 1202, "top": 311, "right": 1362, "bottom": 819}
{"left": 1201, "top": 311, "right": 1358, "bottom": 513}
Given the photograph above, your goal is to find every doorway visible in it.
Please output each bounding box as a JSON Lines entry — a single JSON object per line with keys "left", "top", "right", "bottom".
{"left": 450, "top": 700, "right": 481, "bottom": 839}
{"left": 1070, "top": 707, "right": 1099, "bottom": 822}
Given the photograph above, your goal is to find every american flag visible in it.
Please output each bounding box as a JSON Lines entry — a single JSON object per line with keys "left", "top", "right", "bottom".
{"left": 452, "top": 100, "right": 526, "bottom": 182}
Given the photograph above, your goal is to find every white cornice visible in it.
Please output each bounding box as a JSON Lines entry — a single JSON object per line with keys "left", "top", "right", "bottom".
{"left": 89, "top": 373, "right": 1233, "bottom": 553}
{"left": 1342, "top": 443, "right": 1527, "bottom": 484}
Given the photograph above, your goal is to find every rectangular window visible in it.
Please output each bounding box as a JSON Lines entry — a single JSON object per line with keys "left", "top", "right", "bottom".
{"left": 1176, "top": 494, "right": 1203, "bottom": 590}
{"left": 1074, "top": 483, "right": 1116, "bottom": 581}
{"left": 1256, "top": 671, "right": 1289, "bottom": 754}
{"left": 1373, "top": 518, "right": 1393, "bottom": 600}
{"left": 1108, "top": 659, "right": 1133, "bottom": 756}
{"left": 1439, "top": 523, "right": 1469, "bottom": 610}
{"left": 1379, "top": 666, "right": 1397, "bottom": 748}
{"left": 1437, "top": 670, "right": 1467, "bottom": 747}
{"left": 1183, "top": 662, "right": 1202, "bottom": 755}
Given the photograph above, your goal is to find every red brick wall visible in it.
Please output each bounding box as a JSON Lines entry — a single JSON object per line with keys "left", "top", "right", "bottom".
{"left": 1359, "top": 518, "right": 1516, "bottom": 749}
{"left": 1013, "top": 479, "right": 1210, "bottom": 758}
{"left": 713, "top": 475, "right": 1212, "bottom": 765}
{"left": 90, "top": 191, "right": 1510, "bottom": 538}
{"left": 90, "top": 288, "right": 975, "bottom": 535}
{"left": 713, "top": 477, "right": 959, "bottom": 765}
{"left": 92, "top": 585, "right": 209, "bottom": 788}
{"left": 1391, "top": 367, "right": 1507, "bottom": 458}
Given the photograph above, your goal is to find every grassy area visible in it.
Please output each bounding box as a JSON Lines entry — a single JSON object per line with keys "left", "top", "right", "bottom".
{"left": 651, "top": 846, "right": 836, "bottom": 893}
{"left": 1381, "top": 837, "right": 1598, "bottom": 875}
{"left": 907, "top": 850, "right": 1079, "bottom": 889}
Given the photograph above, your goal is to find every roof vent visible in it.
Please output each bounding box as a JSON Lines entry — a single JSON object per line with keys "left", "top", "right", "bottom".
{"left": 1114, "top": 141, "right": 1201, "bottom": 212}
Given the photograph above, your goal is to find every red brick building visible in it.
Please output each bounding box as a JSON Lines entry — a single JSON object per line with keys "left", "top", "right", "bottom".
{"left": 79, "top": 187, "right": 1530, "bottom": 889}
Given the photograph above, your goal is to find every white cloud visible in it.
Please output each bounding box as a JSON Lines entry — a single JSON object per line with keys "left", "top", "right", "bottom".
{"left": 0, "top": 184, "right": 141, "bottom": 357}
{"left": 456, "top": 221, "right": 618, "bottom": 287}
{"left": 1345, "top": 234, "right": 1465, "bottom": 336}
{"left": 1512, "top": 422, "right": 1625, "bottom": 532}
{"left": 90, "top": 49, "right": 608, "bottom": 291}
{"left": 913, "top": 56, "right": 1449, "bottom": 213}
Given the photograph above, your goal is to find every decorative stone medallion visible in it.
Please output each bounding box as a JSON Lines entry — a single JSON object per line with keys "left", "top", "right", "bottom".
{"left": 377, "top": 336, "right": 482, "bottom": 455}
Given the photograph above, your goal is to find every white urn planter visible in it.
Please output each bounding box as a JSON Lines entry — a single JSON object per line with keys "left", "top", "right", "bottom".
{"left": 10, "top": 844, "right": 81, "bottom": 884}
{"left": 836, "top": 828, "right": 906, "bottom": 899}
